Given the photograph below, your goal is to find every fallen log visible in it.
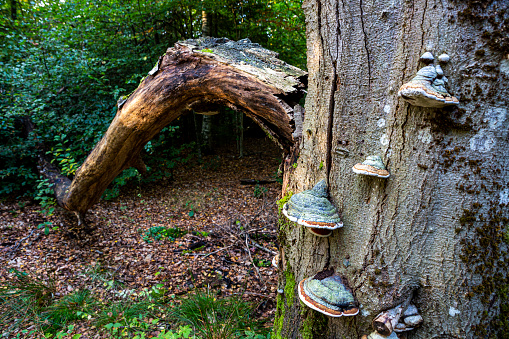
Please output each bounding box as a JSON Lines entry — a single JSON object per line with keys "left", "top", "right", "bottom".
{"left": 240, "top": 179, "right": 277, "bottom": 185}
{"left": 42, "top": 37, "right": 306, "bottom": 222}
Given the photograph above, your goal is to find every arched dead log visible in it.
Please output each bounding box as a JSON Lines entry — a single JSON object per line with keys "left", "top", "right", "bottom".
{"left": 42, "top": 37, "right": 306, "bottom": 220}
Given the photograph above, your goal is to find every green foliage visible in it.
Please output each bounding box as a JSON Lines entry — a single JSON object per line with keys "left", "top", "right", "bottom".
{"left": 277, "top": 191, "right": 293, "bottom": 215}
{"left": 0, "top": 269, "right": 56, "bottom": 335}
{"left": 38, "top": 221, "right": 53, "bottom": 236}
{"left": 41, "top": 290, "right": 95, "bottom": 334}
{"left": 186, "top": 201, "right": 196, "bottom": 217}
{"left": 133, "top": 325, "right": 193, "bottom": 339}
{"left": 34, "top": 178, "right": 56, "bottom": 216}
{"left": 1, "top": 270, "right": 270, "bottom": 338}
{"left": 253, "top": 258, "right": 271, "bottom": 267}
{"left": 143, "top": 226, "right": 187, "bottom": 243}
{"left": 253, "top": 183, "right": 268, "bottom": 198}
{"left": 53, "top": 325, "right": 82, "bottom": 339}
{"left": 46, "top": 134, "right": 79, "bottom": 176}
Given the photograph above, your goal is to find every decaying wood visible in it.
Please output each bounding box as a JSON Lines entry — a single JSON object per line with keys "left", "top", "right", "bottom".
{"left": 372, "top": 295, "right": 412, "bottom": 336}
{"left": 43, "top": 37, "right": 306, "bottom": 218}
{"left": 240, "top": 179, "right": 277, "bottom": 185}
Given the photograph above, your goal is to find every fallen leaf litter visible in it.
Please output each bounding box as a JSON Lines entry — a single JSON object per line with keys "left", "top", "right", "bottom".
{"left": 0, "top": 137, "right": 282, "bottom": 333}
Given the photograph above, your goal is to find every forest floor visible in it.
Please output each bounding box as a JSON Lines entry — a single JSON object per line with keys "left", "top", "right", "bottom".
{"left": 0, "top": 136, "right": 283, "bottom": 338}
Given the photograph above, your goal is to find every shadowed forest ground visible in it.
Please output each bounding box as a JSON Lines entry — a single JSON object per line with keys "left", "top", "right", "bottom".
{"left": 0, "top": 136, "right": 282, "bottom": 336}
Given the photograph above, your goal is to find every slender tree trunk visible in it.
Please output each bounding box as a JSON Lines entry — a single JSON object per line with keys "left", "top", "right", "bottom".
{"left": 201, "top": 10, "right": 211, "bottom": 37}
{"left": 236, "top": 111, "right": 244, "bottom": 158}
{"left": 199, "top": 10, "right": 216, "bottom": 154}
{"left": 276, "top": 1, "right": 509, "bottom": 338}
{"left": 9, "top": 0, "right": 17, "bottom": 21}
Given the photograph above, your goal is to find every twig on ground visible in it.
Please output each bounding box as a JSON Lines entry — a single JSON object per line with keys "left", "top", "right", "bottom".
{"left": 187, "top": 245, "right": 234, "bottom": 258}
{"left": 233, "top": 291, "right": 273, "bottom": 298}
{"left": 6, "top": 228, "right": 37, "bottom": 256}
{"left": 249, "top": 239, "right": 277, "bottom": 255}
{"left": 245, "top": 233, "right": 266, "bottom": 291}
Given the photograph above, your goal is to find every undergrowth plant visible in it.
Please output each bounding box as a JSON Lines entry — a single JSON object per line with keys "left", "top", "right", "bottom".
{"left": 253, "top": 184, "right": 268, "bottom": 199}
{"left": 169, "top": 289, "right": 270, "bottom": 339}
{"left": 46, "top": 134, "right": 79, "bottom": 177}
{"left": 0, "top": 269, "right": 56, "bottom": 336}
{"left": 0, "top": 268, "right": 270, "bottom": 338}
{"left": 142, "top": 226, "right": 187, "bottom": 243}
{"left": 34, "top": 178, "right": 56, "bottom": 216}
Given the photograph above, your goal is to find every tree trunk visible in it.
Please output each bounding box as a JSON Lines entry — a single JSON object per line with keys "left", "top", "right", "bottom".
{"left": 9, "top": 0, "right": 17, "bottom": 21}
{"left": 276, "top": 1, "right": 509, "bottom": 338}
{"left": 199, "top": 10, "right": 215, "bottom": 154}
{"left": 44, "top": 38, "right": 306, "bottom": 217}
{"left": 236, "top": 110, "right": 244, "bottom": 158}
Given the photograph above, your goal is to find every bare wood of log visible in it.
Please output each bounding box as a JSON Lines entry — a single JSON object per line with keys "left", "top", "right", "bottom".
{"left": 372, "top": 294, "right": 413, "bottom": 336}
{"left": 43, "top": 38, "right": 306, "bottom": 219}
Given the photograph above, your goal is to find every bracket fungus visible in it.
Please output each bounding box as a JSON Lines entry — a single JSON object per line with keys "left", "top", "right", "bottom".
{"left": 398, "top": 53, "right": 459, "bottom": 108}
{"left": 282, "top": 179, "right": 343, "bottom": 237}
{"left": 298, "top": 269, "right": 358, "bottom": 317}
{"left": 352, "top": 156, "right": 390, "bottom": 178}
{"left": 419, "top": 51, "right": 435, "bottom": 64}
{"left": 438, "top": 53, "right": 450, "bottom": 63}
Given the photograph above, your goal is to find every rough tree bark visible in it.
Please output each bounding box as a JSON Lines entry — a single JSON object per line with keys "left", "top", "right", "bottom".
{"left": 42, "top": 37, "right": 306, "bottom": 220}
{"left": 275, "top": 1, "right": 508, "bottom": 338}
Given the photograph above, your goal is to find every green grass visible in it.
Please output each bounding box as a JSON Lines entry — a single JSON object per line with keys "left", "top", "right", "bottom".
{"left": 0, "top": 269, "right": 56, "bottom": 336}
{"left": 41, "top": 289, "right": 96, "bottom": 333}
{"left": 169, "top": 290, "right": 270, "bottom": 339}
{"left": 0, "top": 271, "right": 271, "bottom": 338}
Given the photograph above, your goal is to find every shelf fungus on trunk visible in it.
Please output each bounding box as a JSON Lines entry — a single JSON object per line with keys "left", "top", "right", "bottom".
{"left": 419, "top": 51, "right": 435, "bottom": 64}
{"left": 298, "top": 268, "right": 359, "bottom": 317}
{"left": 282, "top": 179, "right": 343, "bottom": 237}
{"left": 398, "top": 53, "right": 459, "bottom": 108}
{"left": 352, "top": 156, "right": 390, "bottom": 178}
